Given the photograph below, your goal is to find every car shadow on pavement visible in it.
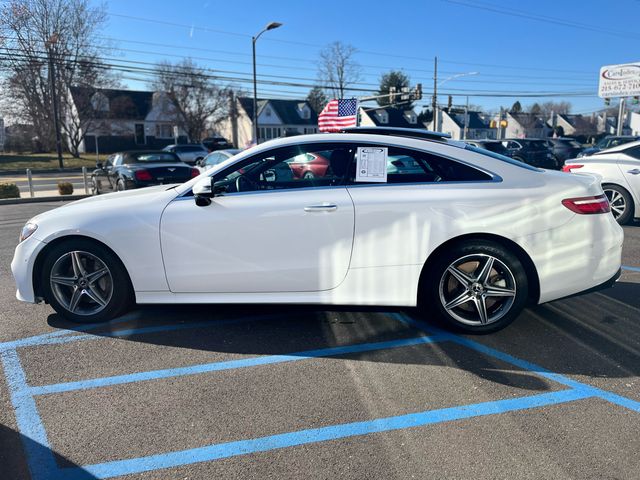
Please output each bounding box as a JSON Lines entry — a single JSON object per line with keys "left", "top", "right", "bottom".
{"left": 0, "top": 423, "right": 97, "bottom": 480}
{"left": 44, "top": 303, "right": 557, "bottom": 393}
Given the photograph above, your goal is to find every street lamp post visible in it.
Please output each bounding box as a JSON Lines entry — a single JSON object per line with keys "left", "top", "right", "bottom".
{"left": 436, "top": 71, "right": 479, "bottom": 134}
{"left": 252, "top": 21, "right": 282, "bottom": 145}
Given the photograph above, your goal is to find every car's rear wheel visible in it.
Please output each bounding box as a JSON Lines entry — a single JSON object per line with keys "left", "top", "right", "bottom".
{"left": 421, "top": 240, "right": 529, "bottom": 333}
{"left": 303, "top": 171, "right": 315, "bottom": 179}
{"left": 116, "top": 178, "right": 126, "bottom": 191}
{"left": 603, "top": 184, "right": 633, "bottom": 225}
{"left": 41, "top": 239, "right": 133, "bottom": 323}
{"left": 90, "top": 176, "right": 100, "bottom": 195}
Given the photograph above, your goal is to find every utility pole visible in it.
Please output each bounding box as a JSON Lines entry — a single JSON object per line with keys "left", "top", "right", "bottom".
{"left": 617, "top": 98, "right": 625, "bottom": 136}
{"left": 432, "top": 56, "right": 438, "bottom": 131}
{"left": 229, "top": 90, "right": 238, "bottom": 148}
{"left": 46, "top": 35, "right": 64, "bottom": 169}
{"left": 497, "top": 107, "right": 504, "bottom": 140}
{"left": 463, "top": 96, "right": 469, "bottom": 140}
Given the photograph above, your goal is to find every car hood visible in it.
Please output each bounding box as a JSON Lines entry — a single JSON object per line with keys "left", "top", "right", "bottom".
{"left": 29, "top": 185, "right": 180, "bottom": 242}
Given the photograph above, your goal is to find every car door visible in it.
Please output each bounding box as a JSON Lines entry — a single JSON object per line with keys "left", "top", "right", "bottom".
{"left": 618, "top": 146, "right": 640, "bottom": 206}
{"left": 159, "top": 142, "right": 356, "bottom": 293}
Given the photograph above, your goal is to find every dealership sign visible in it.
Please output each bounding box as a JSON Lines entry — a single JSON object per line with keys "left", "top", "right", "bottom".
{"left": 598, "top": 62, "right": 640, "bottom": 98}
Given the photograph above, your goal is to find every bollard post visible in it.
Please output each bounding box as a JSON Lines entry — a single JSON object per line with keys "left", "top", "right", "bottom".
{"left": 82, "top": 166, "right": 89, "bottom": 194}
{"left": 26, "top": 169, "right": 34, "bottom": 198}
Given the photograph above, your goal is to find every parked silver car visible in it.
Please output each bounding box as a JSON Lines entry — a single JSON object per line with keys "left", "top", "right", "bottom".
{"left": 162, "top": 144, "right": 209, "bottom": 165}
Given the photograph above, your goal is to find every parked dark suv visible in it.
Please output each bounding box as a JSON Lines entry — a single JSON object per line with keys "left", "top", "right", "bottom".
{"left": 545, "top": 137, "right": 583, "bottom": 162}
{"left": 465, "top": 140, "right": 512, "bottom": 157}
{"left": 577, "top": 135, "right": 640, "bottom": 158}
{"left": 502, "top": 138, "right": 558, "bottom": 169}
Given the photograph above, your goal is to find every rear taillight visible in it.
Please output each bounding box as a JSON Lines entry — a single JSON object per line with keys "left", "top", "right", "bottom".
{"left": 190, "top": 168, "right": 200, "bottom": 178}
{"left": 562, "top": 164, "right": 583, "bottom": 173}
{"left": 562, "top": 194, "right": 610, "bottom": 214}
{"left": 134, "top": 169, "right": 153, "bottom": 181}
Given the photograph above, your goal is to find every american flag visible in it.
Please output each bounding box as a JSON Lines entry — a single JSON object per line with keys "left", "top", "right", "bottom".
{"left": 318, "top": 99, "right": 358, "bottom": 132}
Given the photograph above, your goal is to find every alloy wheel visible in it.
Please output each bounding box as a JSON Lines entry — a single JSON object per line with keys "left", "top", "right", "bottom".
{"left": 604, "top": 188, "right": 626, "bottom": 220}
{"left": 438, "top": 254, "right": 517, "bottom": 326}
{"left": 49, "top": 251, "right": 113, "bottom": 316}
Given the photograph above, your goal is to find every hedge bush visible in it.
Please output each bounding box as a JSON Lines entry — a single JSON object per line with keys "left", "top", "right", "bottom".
{"left": 57, "top": 181, "right": 74, "bottom": 195}
{"left": 0, "top": 183, "right": 20, "bottom": 199}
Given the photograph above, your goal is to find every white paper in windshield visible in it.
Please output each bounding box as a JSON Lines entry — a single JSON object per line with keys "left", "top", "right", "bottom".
{"left": 355, "top": 147, "right": 388, "bottom": 182}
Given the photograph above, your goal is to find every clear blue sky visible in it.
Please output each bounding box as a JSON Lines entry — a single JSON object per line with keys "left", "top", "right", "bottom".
{"left": 102, "top": 0, "right": 640, "bottom": 114}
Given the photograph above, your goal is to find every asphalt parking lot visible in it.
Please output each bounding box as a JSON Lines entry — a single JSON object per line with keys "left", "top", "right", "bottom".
{"left": 1, "top": 201, "right": 639, "bottom": 480}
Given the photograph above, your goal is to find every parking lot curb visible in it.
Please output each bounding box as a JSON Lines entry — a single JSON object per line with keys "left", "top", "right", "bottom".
{"left": 0, "top": 194, "right": 89, "bottom": 205}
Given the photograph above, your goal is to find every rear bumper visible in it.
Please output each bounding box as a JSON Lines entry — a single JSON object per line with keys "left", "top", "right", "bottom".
{"left": 551, "top": 267, "right": 621, "bottom": 302}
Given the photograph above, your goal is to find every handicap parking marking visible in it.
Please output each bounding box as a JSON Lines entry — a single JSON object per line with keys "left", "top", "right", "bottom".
{"left": 622, "top": 265, "right": 640, "bottom": 273}
{"left": 28, "top": 334, "right": 447, "bottom": 395}
{"left": 392, "top": 313, "right": 640, "bottom": 413}
{"left": 2, "top": 310, "right": 639, "bottom": 480}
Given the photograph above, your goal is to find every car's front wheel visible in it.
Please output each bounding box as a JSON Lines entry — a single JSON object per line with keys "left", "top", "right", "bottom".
{"left": 421, "top": 240, "right": 529, "bottom": 333}
{"left": 603, "top": 184, "right": 633, "bottom": 225}
{"left": 41, "top": 239, "right": 133, "bottom": 323}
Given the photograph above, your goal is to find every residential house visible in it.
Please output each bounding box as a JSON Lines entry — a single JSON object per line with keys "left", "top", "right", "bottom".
{"left": 218, "top": 97, "right": 319, "bottom": 148}
{"left": 427, "top": 109, "right": 495, "bottom": 140}
{"left": 504, "top": 112, "right": 550, "bottom": 138}
{"left": 66, "top": 87, "right": 187, "bottom": 154}
{"left": 358, "top": 106, "right": 423, "bottom": 129}
{"left": 547, "top": 113, "right": 597, "bottom": 138}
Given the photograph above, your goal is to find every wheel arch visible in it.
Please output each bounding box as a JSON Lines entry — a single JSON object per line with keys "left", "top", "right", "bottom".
{"left": 418, "top": 233, "right": 540, "bottom": 305}
{"left": 32, "top": 234, "right": 135, "bottom": 302}
{"left": 601, "top": 182, "right": 637, "bottom": 218}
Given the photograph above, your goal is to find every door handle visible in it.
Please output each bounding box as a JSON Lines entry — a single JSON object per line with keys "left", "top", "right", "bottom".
{"left": 628, "top": 169, "right": 640, "bottom": 175}
{"left": 304, "top": 204, "right": 338, "bottom": 212}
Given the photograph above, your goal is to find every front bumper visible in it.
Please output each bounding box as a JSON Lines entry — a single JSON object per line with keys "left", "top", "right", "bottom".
{"left": 11, "top": 236, "right": 47, "bottom": 304}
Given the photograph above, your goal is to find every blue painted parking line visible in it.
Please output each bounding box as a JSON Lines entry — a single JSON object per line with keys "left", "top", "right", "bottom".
{"left": 68, "top": 389, "right": 592, "bottom": 480}
{"left": 622, "top": 265, "right": 640, "bottom": 273}
{"left": 2, "top": 310, "right": 638, "bottom": 480}
{"left": 29, "top": 334, "right": 447, "bottom": 395}
{"left": 392, "top": 313, "right": 640, "bottom": 413}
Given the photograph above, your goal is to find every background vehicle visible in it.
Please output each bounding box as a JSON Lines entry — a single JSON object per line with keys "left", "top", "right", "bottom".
{"left": 545, "top": 137, "right": 583, "bottom": 162}
{"left": 287, "top": 152, "right": 330, "bottom": 179}
{"left": 14, "top": 129, "right": 622, "bottom": 334}
{"left": 465, "top": 140, "right": 512, "bottom": 157}
{"left": 197, "top": 149, "right": 241, "bottom": 173}
{"left": 578, "top": 135, "right": 640, "bottom": 158}
{"left": 502, "top": 138, "right": 558, "bottom": 169}
{"left": 162, "top": 144, "right": 209, "bottom": 165}
{"left": 91, "top": 151, "right": 198, "bottom": 194}
{"left": 202, "top": 136, "right": 233, "bottom": 152}
{"left": 563, "top": 140, "right": 640, "bottom": 224}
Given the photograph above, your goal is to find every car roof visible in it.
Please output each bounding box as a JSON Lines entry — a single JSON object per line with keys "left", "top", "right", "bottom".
{"left": 595, "top": 139, "right": 640, "bottom": 154}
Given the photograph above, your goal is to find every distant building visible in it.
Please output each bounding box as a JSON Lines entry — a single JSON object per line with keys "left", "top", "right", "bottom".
{"left": 358, "top": 106, "right": 423, "bottom": 129}
{"left": 548, "top": 113, "right": 597, "bottom": 137}
{"left": 428, "top": 109, "right": 495, "bottom": 140}
{"left": 504, "top": 112, "right": 550, "bottom": 138}
{"left": 218, "top": 97, "right": 319, "bottom": 148}
{"left": 630, "top": 112, "right": 640, "bottom": 136}
{"left": 65, "top": 87, "right": 187, "bottom": 154}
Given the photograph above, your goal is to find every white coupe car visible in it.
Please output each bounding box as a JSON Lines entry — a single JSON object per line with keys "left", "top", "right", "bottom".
{"left": 12, "top": 128, "right": 623, "bottom": 333}
{"left": 563, "top": 140, "right": 640, "bottom": 225}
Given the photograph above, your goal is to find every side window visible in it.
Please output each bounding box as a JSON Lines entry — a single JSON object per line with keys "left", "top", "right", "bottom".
{"left": 212, "top": 143, "right": 355, "bottom": 194}
{"left": 104, "top": 155, "right": 115, "bottom": 168}
{"left": 625, "top": 145, "right": 640, "bottom": 160}
{"left": 205, "top": 153, "right": 221, "bottom": 166}
{"left": 349, "top": 146, "right": 491, "bottom": 184}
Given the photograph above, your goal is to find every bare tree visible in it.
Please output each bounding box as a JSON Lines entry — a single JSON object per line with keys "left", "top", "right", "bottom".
{"left": 317, "top": 41, "right": 361, "bottom": 99}
{"left": 151, "top": 59, "right": 229, "bottom": 142}
{"left": 0, "top": 0, "right": 111, "bottom": 155}
{"left": 306, "top": 86, "right": 328, "bottom": 114}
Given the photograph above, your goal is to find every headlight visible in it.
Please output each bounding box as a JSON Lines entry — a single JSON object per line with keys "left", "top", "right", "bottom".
{"left": 19, "top": 222, "right": 38, "bottom": 243}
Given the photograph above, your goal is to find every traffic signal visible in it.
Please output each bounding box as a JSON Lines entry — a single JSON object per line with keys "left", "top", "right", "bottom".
{"left": 604, "top": 98, "right": 611, "bottom": 106}
{"left": 389, "top": 86, "right": 397, "bottom": 103}
{"left": 633, "top": 96, "right": 639, "bottom": 105}
{"left": 447, "top": 95, "right": 453, "bottom": 109}
{"left": 414, "top": 83, "right": 422, "bottom": 100}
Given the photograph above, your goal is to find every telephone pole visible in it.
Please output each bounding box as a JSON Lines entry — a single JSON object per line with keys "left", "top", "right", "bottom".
{"left": 46, "top": 35, "right": 64, "bottom": 169}
{"left": 432, "top": 56, "right": 438, "bottom": 131}
{"left": 617, "top": 98, "right": 625, "bottom": 136}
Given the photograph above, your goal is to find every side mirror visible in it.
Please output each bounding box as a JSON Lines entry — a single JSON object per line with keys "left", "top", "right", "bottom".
{"left": 193, "top": 176, "right": 213, "bottom": 206}
{"left": 96, "top": 162, "right": 104, "bottom": 169}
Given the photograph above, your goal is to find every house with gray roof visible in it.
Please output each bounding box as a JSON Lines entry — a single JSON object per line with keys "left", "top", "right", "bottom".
{"left": 218, "top": 97, "right": 319, "bottom": 148}
{"left": 65, "top": 87, "right": 187, "bottom": 154}
{"left": 358, "top": 106, "right": 423, "bottom": 129}
{"left": 428, "top": 109, "right": 495, "bottom": 140}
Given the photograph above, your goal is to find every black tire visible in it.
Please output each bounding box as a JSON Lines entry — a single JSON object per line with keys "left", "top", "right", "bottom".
{"left": 90, "top": 176, "right": 100, "bottom": 195}
{"left": 116, "top": 178, "right": 126, "bottom": 191}
{"left": 303, "top": 171, "right": 315, "bottom": 179}
{"left": 603, "top": 184, "right": 633, "bottom": 225}
{"left": 40, "top": 238, "right": 134, "bottom": 323}
{"left": 420, "top": 240, "right": 529, "bottom": 333}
